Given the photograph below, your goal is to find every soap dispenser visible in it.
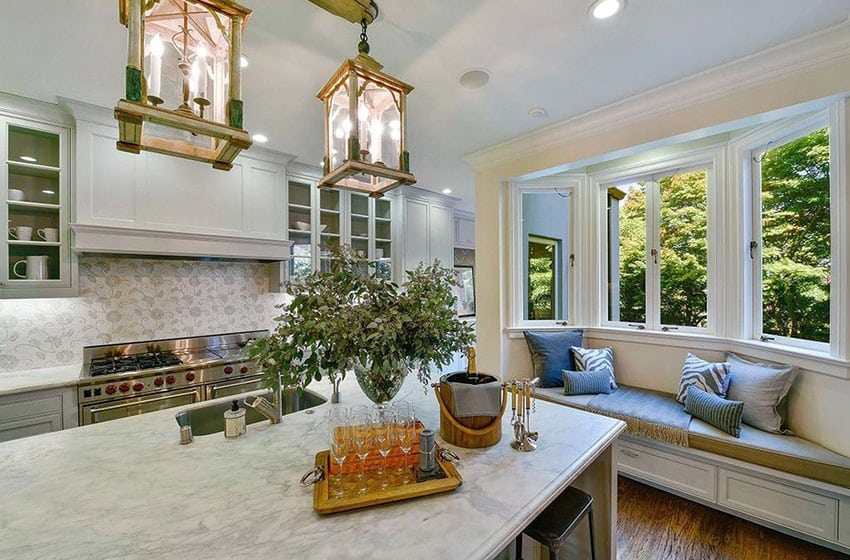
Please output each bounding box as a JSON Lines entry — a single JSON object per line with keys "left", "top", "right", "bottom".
{"left": 224, "top": 400, "right": 246, "bottom": 438}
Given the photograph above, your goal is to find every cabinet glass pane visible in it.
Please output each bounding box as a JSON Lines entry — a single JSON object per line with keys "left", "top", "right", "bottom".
{"left": 288, "top": 181, "right": 311, "bottom": 207}
{"left": 320, "top": 212, "right": 340, "bottom": 235}
{"left": 351, "top": 237, "right": 368, "bottom": 256}
{"left": 375, "top": 198, "right": 391, "bottom": 220}
{"left": 351, "top": 193, "right": 368, "bottom": 217}
{"left": 8, "top": 126, "right": 60, "bottom": 168}
{"left": 320, "top": 235, "right": 340, "bottom": 257}
{"left": 375, "top": 220, "right": 391, "bottom": 241}
{"left": 320, "top": 189, "right": 340, "bottom": 211}
{"left": 351, "top": 216, "right": 368, "bottom": 238}
{"left": 8, "top": 245, "right": 60, "bottom": 280}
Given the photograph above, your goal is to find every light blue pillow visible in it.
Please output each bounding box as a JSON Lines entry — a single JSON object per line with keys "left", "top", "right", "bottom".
{"left": 676, "top": 353, "right": 730, "bottom": 404}
{"left": 684, "top": 385, "right": 744, "bottom": 438}
{"left": 571, "top": 346, "right": 616, "bottom": 389}
{"left": 523, "top": 330, "right": 584, "bottom": 388}
{"left": 724, "top": 352, "right": 797, "bottom": 433}
{"left": 562, "top": 370, "right": 613, "bottom": 395}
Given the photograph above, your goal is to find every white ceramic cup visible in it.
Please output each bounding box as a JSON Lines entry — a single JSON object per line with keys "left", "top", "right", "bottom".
{"left": 38, "top": 228, "right": 59, "bottom": 242}
{"left": 8, "top": 189, "right": 25, "bottom": 201}
{"left": 9, "top": 225, "right": 33, "bottom": 241}
{"left": 13, "top": 255, "right": 49, "bottom": 280}
{"left": 375, "top": 248, "right": 384, "bottom": 259}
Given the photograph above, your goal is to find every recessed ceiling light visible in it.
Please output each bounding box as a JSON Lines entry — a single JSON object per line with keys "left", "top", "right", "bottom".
{"left": 20, "top": 155, "right": 37, "bottom": 163}
{"left": 529, "top": 107, "right": 548, "bottom": 119}
{"left": 589, "top": 0, "right": 624, "bottom": 19}
{"left": 240, "top": 55, "right": 249, "bottom": 68}
{"left": 252, "top": 133, "right": 268, "bottom": 143}
{"left": 442, "top": 188, "right": 452, "bottom": 194}
{"left": 459, "top": 69, "right": 491, "bottom": 90}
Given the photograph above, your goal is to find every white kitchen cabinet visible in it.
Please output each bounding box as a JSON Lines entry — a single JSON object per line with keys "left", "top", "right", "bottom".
{"left": 0, "top": 387, "right": 77, "bottom": 443}
{"left": 398, "top": 186, "right": 458, "bottom": 277}
{"left": 63, "top": 99, "right": 292, "bottom": 253}
{"left": 454, "top": 211, "right": 475, "bottom": 249}
{"left": 0, "top": 94, "right": 77, "bottom": 299}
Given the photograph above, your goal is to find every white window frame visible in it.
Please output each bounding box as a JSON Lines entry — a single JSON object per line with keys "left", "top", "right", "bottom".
{"left": 593, "top": 147, "right": 723, "bottom": 334}
{"left": 509, "top": 178, "right": 579, "bottom": 328}
{"left": 749, "top": 112, "right": 835, "bottom": 354}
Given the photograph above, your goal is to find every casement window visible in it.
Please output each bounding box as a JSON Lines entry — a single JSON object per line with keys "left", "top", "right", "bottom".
{"left": 510, "top": 182, "right": 576, "bottom": 326}
{"left": 603, "top": 157, "right": 716, "bottom": 333}
{"left": 750, "top": 121, "right": 832, "bottom": 351}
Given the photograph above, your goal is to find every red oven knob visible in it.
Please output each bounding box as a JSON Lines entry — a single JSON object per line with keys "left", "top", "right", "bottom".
{"left": 185, "top": 372, "right": 196, "bottom": 382}
{"left": 166, "top": 375, "right": 176, "bottom": 385}
{"left": 154, "top": 377, "right": 164, "bottom": 387}
{"left": 119, "top": 383, "right": 130, "bottom": 393}
{"left": 132, "top": 382, "right": 144, "bottom": 392}
{"left": 240, "top": 366, "right": 249, "bottom": 374}
{"left": 105, "top": 385, "right": 117, "bottom": 395}
{"left": 224, "top": 366, "right": 233, "bottom": 375}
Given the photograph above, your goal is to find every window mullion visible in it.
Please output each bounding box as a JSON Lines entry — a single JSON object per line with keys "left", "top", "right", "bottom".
{"left": 647, "top": 178, "right": 661, "bottom": 330}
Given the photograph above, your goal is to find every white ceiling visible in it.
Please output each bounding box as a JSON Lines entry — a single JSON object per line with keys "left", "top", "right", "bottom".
{"left": 1, "top": 1, "right": 849, "bottom": 209}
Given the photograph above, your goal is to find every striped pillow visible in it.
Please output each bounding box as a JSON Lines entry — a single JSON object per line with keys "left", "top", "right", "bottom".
{"left": 676, "top": 353, "right": 730, "bottom": 404}
{"left": 571, "top": 347, "right": 616, "bottom": 389}
{"left": 684, "top": 385, "right": 744, "bottom": 437}
{"left": 562, "top": 370, "right": 613, "bottom": 395}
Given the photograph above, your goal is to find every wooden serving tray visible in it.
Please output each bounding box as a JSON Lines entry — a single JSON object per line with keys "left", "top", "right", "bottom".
{"left": 312, "top": 448, "right": 462, "bottom": 515}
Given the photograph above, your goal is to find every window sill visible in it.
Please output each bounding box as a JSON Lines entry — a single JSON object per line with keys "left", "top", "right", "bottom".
{"left": 505, "top": 325, "right": 850, "bottom": 379}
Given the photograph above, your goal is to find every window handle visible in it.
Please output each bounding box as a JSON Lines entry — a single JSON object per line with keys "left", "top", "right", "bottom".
{"left": 661, "top": 326, "right": 679, "bottom": 332}
{"left": 627, "top": 323, "right": 645, "bottom": 330}
{"left": 749, "top": 241, "right": 759, "bottom": 259}
{"left": 760, "top": 335, "right": 775, "bottom": 342}
{"left": 555, "top": 321, "right": 569, "bottom": 326}
{"left": 650, "top": 248, "right": 658, "bottom": 264}
{"left": 569, "top": 254, "right": 575, "bottom": 268}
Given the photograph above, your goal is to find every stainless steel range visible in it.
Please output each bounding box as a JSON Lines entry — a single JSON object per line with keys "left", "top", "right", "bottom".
{"left": 78, "top": 330, "right": 268, "bottom": 425}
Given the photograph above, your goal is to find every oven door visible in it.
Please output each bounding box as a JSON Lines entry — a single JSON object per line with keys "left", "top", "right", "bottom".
{"left": 205, "top": 375, "right": 266, "bottom": 401}
{"left": 80, "top": 388, "right": 203, "bottom": 426}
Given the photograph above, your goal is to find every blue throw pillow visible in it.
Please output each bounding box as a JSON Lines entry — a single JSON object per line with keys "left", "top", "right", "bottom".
{"left": 684, "top": 385, "right": 744, "bottom": 438}
{"left": 571, "top": 346, "right": 617, "bottom": 389}
{"left": 523, "top": 330, "right": 584, "bottom": 388}
{"left": 676, "top": 353, "right": 730, "bottom": 404}
{"left": 562, "top": 370, "right": 613, "bottom": 395}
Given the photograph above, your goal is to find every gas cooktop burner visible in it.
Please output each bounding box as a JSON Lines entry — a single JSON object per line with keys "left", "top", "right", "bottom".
{"left": 89, "top": 351, "right": 183, "bottom": 377}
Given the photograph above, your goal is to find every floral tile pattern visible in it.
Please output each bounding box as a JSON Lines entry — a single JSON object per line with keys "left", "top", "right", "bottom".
{"left": 0, "top": 257, "right": 287, "bottom": 373}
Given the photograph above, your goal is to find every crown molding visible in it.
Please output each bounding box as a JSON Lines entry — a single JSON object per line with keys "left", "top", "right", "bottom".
{"left": 465, "top": 21, "right": 850, "bottom": 173}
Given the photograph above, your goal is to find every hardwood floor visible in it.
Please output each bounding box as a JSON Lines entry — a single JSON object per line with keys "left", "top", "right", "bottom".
{"left": 617, "top": 476, "right": 849, "bottom": 560}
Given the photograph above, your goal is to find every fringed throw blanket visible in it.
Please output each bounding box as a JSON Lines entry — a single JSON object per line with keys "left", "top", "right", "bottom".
{"left": 587, "top": 385, "right": 691, "bottom": 447}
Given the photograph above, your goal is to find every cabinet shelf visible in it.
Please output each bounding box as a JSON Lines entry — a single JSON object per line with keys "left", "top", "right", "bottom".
{"left": 321, "top": 232, "right": 340, "bottom": 238}
{"left": 8, "top": 160, "right": 61, "bottom": 176}
{"left": 351, "top": 235, "right": 369, "bottom": 241}
{"left": 288, "top": 203, "right": 312, "bottom": 210}
{"left": 7, "top": 240, "right": 61, "bottom": 247}
{"left": 7, "top": 201, "right": 60, "bottom": 211}
{"left": 375, "top": 237, "right": 391, "bottom": 243}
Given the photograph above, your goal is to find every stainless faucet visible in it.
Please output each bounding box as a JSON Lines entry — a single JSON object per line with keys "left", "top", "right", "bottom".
{"left": 243, "top": 378, "right": 282, "bottom": 424}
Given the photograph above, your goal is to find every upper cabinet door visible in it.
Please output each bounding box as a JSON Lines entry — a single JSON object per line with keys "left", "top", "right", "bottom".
{"left": 454, "top": 215, "right": 475, "bottom": 249}
{"left": 1, "top": 115, "right": 76, "bottom": 298}
{"left": 429, "top": 204, "right": 454, "bottom": 269}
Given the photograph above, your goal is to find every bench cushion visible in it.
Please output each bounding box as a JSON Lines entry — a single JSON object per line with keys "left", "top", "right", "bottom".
{"left": 689, "top": 418, "right": 850, "bottom": 488}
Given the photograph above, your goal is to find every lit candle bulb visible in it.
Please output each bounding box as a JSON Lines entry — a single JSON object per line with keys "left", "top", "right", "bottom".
{"left": 148, "top": 34, "right": 163, "bottom": 99}
{"left": 189, "top": 61, "right": 200, "bottom": 100}
{"left": 195, "top": 43, "right": 208, "bottom": 99}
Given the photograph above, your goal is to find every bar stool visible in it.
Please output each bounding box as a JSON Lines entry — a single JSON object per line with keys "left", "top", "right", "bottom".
{"left": 515, "top": 486, "right": 595, "bottom": 560}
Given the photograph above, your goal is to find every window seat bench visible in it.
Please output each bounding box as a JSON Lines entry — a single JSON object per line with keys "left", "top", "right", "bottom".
{"left": 537, "top": 385, "right": 850, "bottom": 554}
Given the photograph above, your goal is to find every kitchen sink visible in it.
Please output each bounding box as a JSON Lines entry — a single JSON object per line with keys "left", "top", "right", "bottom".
{"left": 175, "top": 388, "right": 327, "bottom": 436}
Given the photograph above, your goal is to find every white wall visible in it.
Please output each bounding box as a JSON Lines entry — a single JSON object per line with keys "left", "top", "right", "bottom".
{"left": 470, "top": 24, "right": 850, "bottom": 456}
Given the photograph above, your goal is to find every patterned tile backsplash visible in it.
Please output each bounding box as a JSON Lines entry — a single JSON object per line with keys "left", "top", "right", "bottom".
{"left": 0, "top": 257, "right": 288, "bottom": 373}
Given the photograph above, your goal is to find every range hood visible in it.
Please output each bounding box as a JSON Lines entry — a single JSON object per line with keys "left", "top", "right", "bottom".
{"left": 70, "top": 223, "right": 292, "bottom": 262}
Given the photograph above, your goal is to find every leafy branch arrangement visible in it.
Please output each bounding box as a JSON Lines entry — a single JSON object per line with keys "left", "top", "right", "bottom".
{"left": 248, "top": 246, "right": 475, "bottom": 395}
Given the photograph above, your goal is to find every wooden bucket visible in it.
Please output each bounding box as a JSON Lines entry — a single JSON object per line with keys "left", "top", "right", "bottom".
{"left": 434, "top": 373, "right": 508, "bottom": 449}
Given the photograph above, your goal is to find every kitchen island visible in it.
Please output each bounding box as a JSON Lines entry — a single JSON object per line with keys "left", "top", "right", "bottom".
{"left": 0, "top": 375, "right": 625, "bottom": 560}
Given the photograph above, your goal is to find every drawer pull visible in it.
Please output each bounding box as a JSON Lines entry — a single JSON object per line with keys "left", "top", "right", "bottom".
{"left": 621, "top": 449, "right": 640, "bottom": 458}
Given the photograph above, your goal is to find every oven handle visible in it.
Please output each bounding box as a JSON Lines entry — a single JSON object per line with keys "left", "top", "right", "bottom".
{"left": 209, "top": 376, "right": 265, "bottom": 392}
{"left": 88, "top": 389, "right": 202, "bottom": 415}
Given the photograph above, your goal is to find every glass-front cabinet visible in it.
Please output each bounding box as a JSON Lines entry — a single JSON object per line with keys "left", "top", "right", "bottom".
{"left": 286, "top": 173, "right": 393, "bottom": 282}
{"left": 1, "top": 116, "right": 74, "bottom": 298}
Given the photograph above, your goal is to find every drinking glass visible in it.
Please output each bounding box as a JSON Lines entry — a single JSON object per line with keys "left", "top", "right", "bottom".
{"left": 373, "top": 412, "right": 395, "bottom": 489}
{"left": 351, "top": 412, "right": 373, "bottom": 495}
{"left": 329, "top": 413, "right": 351, "bottom": 499}
{"left": 394, "top": 410, "right": 416, "bottom": 484}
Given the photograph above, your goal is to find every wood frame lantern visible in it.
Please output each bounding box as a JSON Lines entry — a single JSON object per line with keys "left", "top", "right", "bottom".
{"left": 315, "top": 6, "right": 416, "bottom": 197}
{"left": 115, "top": 0, "right": 252, "bottom": 170}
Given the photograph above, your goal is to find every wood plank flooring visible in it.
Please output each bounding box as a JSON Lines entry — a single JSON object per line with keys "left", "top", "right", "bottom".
{"left": 617, "top": 476, "right": 849, "bottom": 560}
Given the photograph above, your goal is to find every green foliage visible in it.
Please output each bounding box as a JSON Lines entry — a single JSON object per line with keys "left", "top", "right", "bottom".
{"left": 528, "top": 249, "right": 554, "bottom": 320}
{"left": 247, "top": 246, "right": 475, "bottom": 392}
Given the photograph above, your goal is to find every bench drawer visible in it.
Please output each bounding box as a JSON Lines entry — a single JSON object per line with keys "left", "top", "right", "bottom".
{"left": 618, "top": 441, "right": 716, "bottom": 501}
{"left": 718, "top": 469, "right": 837, "bottom": 541}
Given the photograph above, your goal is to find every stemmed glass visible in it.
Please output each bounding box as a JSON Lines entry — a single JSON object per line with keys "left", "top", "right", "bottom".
{"left": 373, "top": 411, "right": 395, "bottom": 490}
{"left": 329, "top": 410, "right": 351, "bottom": 499}
{"left": 394, "top": 409, "right": 416, "bottom": 484}
{"left": 351, "top": 412, "right": 373, "bottom": 495}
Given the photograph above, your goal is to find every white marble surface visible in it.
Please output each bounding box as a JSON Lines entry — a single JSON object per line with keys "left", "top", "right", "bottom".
{"left": 0, "top": 363, "right": 80, "bottom": 396}
{"left": 0, "top": 375, "right": 625, "bottom": 560}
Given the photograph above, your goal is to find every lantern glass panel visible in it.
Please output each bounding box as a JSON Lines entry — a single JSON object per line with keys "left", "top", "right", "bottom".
{"left": 356, "top": 78, "right": 401, "bottom": 170}
{"left": 143, "top": 0, "right": 231, "bottom": 125}
{"left": 327, "top": 82, "right": 351, "bottom": 169}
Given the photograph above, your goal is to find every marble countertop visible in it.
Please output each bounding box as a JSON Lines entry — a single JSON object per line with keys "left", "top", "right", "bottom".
{"left": 0, "top": 374, "right": 625, "bottom": 560}
{"left": 0, "top": 364, "right": 81, "bottom": 396}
